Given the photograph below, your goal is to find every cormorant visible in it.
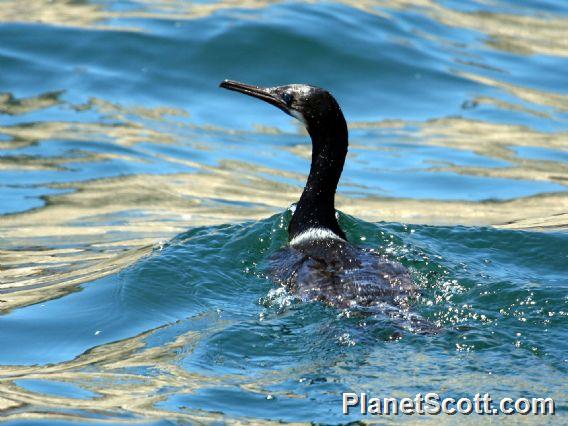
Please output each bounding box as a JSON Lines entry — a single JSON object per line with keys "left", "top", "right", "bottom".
{"left": 220, "top": 80, "right": 431, "bottom": 332}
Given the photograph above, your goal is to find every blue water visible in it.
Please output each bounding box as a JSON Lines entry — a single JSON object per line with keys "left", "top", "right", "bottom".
{"left": 0, "top": 0, "right": 567, "bottom": 423}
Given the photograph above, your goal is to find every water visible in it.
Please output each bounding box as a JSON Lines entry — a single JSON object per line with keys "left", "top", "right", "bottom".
{"left": 0, "top": 0, "right": 567, "bottom": 423}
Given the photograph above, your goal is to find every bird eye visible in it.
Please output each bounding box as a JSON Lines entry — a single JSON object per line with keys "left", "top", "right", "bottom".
{"left": 282, "top": 92, "right": 293, "bottom": 105}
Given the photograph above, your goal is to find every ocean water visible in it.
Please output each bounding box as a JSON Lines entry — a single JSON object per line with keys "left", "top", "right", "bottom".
{"left": 0, "top": 0, "right": 567, "bottom": 424}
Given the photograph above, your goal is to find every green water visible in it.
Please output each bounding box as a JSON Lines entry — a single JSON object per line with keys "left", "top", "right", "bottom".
{"left": 2, "top": 213, "right": 567, "bottom": 423}
{"left": 0, "top": 0, "right": 567, "bottom": 423}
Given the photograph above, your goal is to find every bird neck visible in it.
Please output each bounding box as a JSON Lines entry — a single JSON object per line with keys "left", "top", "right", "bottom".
{"left": 288, "top": 115, "right": 348, "bottom": 241}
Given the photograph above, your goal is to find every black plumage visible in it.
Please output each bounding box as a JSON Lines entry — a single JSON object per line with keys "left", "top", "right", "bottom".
{"left": 220, "top": 80, "right": 433, "bottom": 332}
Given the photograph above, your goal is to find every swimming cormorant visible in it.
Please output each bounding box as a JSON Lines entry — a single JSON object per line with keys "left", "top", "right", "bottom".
{"left": 220, "top": 80, "right": 429, "bottom": 331}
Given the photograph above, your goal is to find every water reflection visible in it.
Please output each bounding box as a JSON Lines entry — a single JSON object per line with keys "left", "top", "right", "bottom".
{"left": 0, "top": 91, "right": 64, "bottom": 116}
{"left": 1, "top": 0, "right": 567, "bottom": 60}
{"left": 0, "top": 277, "right": 565, "bottom": 423}
{"left": 1, "top": 89, "right": 567, "bottom": 308}
{"left": 1, "top": 107, "right": 566, "bottom": 312}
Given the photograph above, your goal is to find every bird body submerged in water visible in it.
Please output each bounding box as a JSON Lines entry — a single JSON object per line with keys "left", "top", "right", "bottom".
{"left": 220, "top": 80, "right": 425, "bottom": 328}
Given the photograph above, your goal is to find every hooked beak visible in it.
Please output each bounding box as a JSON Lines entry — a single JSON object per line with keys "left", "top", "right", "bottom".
{"left": 220, "top": 80, "right": 288, "bottom": 113}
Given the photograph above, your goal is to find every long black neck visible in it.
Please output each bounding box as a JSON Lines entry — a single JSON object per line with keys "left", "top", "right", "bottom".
{"left": 288, "top": 110, "right": 348, "bottom": 241}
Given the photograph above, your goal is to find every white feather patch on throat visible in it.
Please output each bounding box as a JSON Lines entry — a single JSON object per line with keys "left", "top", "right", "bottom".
{"left": 289, "top": 228, "right": 344, "bottom": 246}
{"left": 290, "top": 110, "right": 306, "bottom": 125}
